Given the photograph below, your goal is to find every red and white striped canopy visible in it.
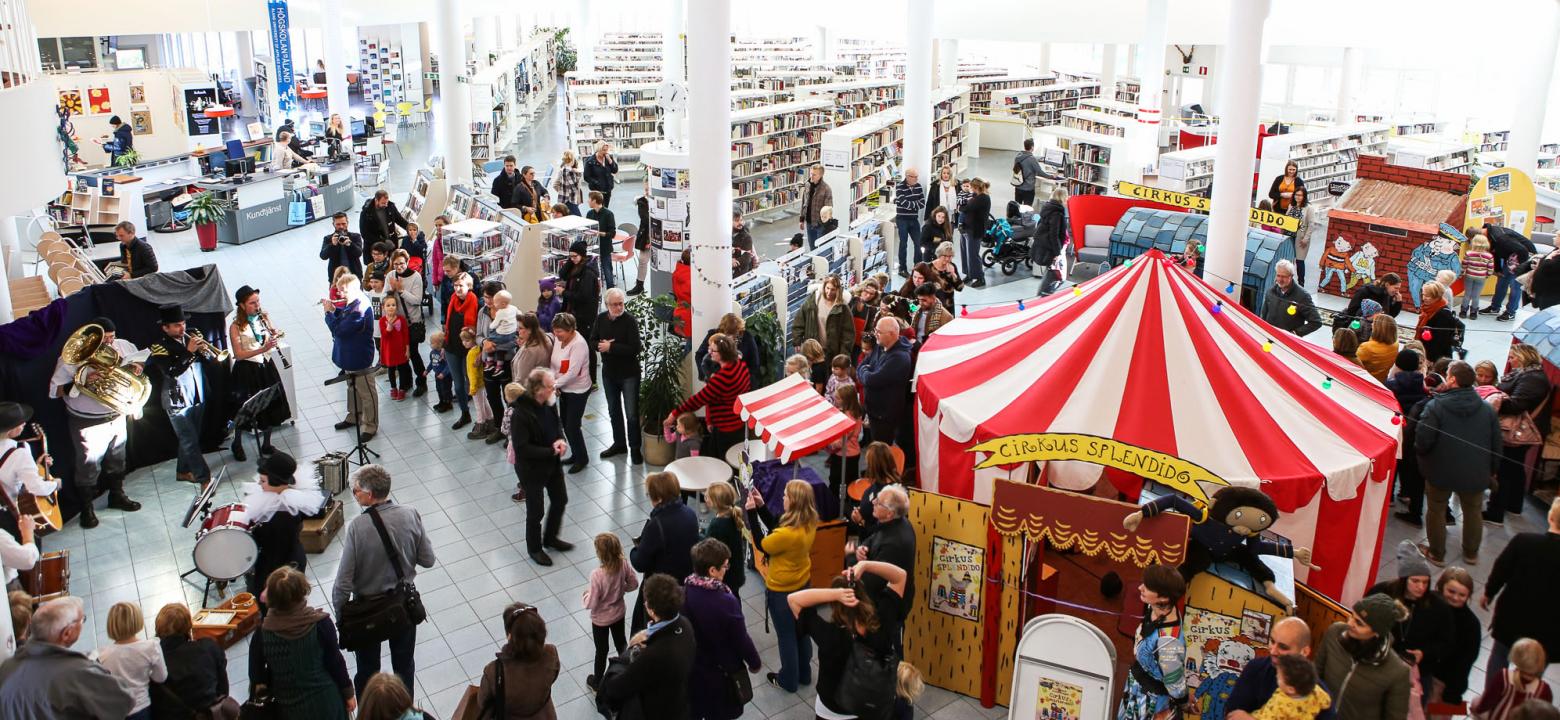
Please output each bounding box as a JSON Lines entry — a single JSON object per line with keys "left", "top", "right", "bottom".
{"left": 735, "top": 373, "right": 856, "bottom": 464}
{"left": 915, "top": 250, "right": 1402, "bottom": 602}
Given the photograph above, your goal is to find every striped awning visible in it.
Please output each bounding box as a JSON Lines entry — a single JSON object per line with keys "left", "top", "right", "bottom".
{"left": 734, "top": 373, "right": 855, "bottom": 464}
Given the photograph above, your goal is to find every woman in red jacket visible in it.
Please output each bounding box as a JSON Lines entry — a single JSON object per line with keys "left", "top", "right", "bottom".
{"left": 442, "top": 272, "right": 479, "bottom": 428}
{"left": 672, "top": 249, "right": 692, "bottom": 338}
{"left": 666, "top": 334, "right": 750, "bottom": 458}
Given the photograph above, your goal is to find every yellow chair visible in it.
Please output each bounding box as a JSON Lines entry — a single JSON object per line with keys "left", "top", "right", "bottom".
{"left": 396, "top": 101, "right": 414, "bottom": 126}
{"left": 372, "top": 111, "right": 388, "bottom": 135}
{"left": 373, "top": 101, "right": 387, "bottom": 114}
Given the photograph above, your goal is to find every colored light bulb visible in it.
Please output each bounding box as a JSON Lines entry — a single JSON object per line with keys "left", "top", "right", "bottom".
{"left": 1287, "top": 305, "right": 1297, "bottom": 316}
{"left": 1262, "top": 340, "right": 1273, "bottom": 353}
{"left": 1073, "top": 287, "right": 1082, "bottom": 297}
{"left": 1421, "top": 330, "right": 1433, "bottom": 341}
{"left": 1322, "top": 378, "right": 1333, "bottom": 390}
{"left": 1226, "top": 282, "right": 1236, "bottom": 293}
{"left": 1350, "top": 320, "right": 1361, "bottom": 330}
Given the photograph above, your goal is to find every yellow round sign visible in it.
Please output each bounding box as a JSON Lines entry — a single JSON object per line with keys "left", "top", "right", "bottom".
{"left": 1465, "top": 167, "right": 1538, "bottom": 237}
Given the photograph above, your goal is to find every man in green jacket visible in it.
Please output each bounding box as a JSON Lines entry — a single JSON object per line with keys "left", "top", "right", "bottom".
{"left": 1313, "top": 594, "right": 1411, "bottom": 720}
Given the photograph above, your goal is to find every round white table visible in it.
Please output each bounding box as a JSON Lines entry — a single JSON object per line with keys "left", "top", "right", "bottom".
{"left": 667, "top": 455, "right": 732, "bottom": 494}
{"left": 724, "top": 442, "right": 773, "bottom": 469}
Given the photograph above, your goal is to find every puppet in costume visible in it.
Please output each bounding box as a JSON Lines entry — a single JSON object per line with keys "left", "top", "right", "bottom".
{"left": 1122, "top": 486, "right": 1314, "bottom": 610}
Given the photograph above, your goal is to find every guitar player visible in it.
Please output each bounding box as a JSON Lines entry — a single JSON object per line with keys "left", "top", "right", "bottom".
{"left": 0, "top": 402, "right": 57, "bottom": 546}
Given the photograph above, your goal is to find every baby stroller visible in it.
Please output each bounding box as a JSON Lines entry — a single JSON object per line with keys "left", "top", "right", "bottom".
{"left": 981, "top": 201, "right": 1035, "bottom": 276}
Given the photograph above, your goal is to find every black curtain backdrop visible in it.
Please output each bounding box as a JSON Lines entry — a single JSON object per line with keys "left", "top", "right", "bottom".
{"left": 0, "top": 274, "right": 234, "bottom": 522}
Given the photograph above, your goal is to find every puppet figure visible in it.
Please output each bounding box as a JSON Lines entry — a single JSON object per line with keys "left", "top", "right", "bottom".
{"left": 1123, "top": 486, "right": 1314, "bottom": 610}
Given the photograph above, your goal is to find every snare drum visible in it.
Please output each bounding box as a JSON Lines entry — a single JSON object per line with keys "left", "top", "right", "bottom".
{"left": 193, "top": 503, "right": 257, "bottom": 581}
{"left": 19, "top": 550, "right": 70, "bottom": 602}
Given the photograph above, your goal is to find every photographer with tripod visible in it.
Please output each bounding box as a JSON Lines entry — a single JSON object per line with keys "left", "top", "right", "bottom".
{"left": 320, "top": 213, "right": 363, "bottom": 283}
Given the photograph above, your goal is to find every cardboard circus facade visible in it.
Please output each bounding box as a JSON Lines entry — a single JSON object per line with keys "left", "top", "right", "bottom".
{"left": 915, "top": 250, "right": 1402, "bottom": 602}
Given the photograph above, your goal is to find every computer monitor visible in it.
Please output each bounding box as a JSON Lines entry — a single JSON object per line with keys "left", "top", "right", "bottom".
{"left": 204, "top": 150, "right": 229, "bottom": 171}
{"left": 350, "top": 119, "right": 366, "bottom": 137}
{"left": 224, "top": 157, "right": 255, "bottom": 177}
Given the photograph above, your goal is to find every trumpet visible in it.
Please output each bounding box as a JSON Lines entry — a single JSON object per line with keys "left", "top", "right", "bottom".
{"left": 258, "top": 311, "right": 291, "bottom": 369}
{"left": 186, "top": 329, "right": 231, "bottom": 362}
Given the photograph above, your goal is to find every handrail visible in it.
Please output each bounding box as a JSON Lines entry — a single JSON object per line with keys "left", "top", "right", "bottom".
{"left": 0, "top": 0, "right": 41, "bottom": 91}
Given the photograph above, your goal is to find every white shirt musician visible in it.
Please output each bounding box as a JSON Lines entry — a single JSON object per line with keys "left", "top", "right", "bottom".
{"left": 0, "top": 403, "right": 58, "bottom": 509}
{"left": 49, "top": 317, "right": 147, "bottom": 529}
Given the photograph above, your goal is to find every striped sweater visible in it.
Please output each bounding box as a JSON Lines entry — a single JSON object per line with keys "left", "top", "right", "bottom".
{"left": 1463, "top": 250, "right": 1495, "bottom": 279}
{"left": 894, "top": 180, "right": 926, "bottom": 218}
{"left": 675, "top": 360, "right": 751, "bottom": 432}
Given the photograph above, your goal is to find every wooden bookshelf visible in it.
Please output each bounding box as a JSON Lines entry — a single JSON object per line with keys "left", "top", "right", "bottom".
{"left": 730, "top": 99, "right": 834, "bottom": 219}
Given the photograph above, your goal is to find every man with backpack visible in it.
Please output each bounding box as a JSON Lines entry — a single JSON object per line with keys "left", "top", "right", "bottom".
{"left": 1012, "top": 138, "right": 1044, "bottom": 206}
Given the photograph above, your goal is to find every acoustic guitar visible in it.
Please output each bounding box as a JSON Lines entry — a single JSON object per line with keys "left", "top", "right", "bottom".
{"left": 18, "top": 422, "right": 63, "bottom": 531}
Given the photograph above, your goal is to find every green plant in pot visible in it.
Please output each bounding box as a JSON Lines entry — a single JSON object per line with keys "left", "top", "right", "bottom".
{"left": 638, "top": 335, "right": 687, "bottom": 467}
{"left": 112, "top": 149, "right": 141, "bottom": 167}
{"left": 186, "top": 191, "right": 233, "bottom": 252}
{"left": 743, "top": 310, "right": 783, "bottom": 386}
{"left": 553, "top": 28, "right": 577, "bottom": 74}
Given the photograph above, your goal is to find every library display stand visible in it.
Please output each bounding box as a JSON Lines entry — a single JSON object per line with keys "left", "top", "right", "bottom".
{"left": 641, "top": 140, "right": 693, "bottom": 279}
{"left": 968, "top": 75, "right": 1055, "bottom": 116}
{"left": 1157, "top": 144, "right": 1218, "bottom": 194}
{"left": 1114, "top": 76, "right": 1141, "bottom": 104}
{"left": 821, "top": 108, "right": 904, "bottom": 226}
{"left": 405, "top": 168, "right": 450, "bottom": 229}
{"left": 1032, "top": 125, "right": 1131, "bottom": 197}
{"left": 504, "top": 215, "right": 596, "bottom": 312}
{"left": 799, "top": 79, "right": 905, "bottom": 121}
{"left": 1257, "top": 123, "right": 1389, "bottom": 206}
{"left": 932, "top": 86, "right": 972, "bottom": 173}
{"left": 440, "top": 218, "right": 509, "bottom": 285}
{"left": 998, "top": 81, "right": 1101, "bottom": 127}
{"left": 357, "top": 32, "right": 423, "bottom": 107}
{"left": 566, "top": 78, "right": 659, "bottom": 175}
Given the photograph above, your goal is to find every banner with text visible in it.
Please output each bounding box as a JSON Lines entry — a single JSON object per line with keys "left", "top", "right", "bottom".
{"left": 1114, "top": 180, "right": 1299, "bottom": 233}
{"left": 970, "top": 432, "right": 1229, "bottom": 504}
{"left": 267, "top": 0, "right": 297, "bottom": 116}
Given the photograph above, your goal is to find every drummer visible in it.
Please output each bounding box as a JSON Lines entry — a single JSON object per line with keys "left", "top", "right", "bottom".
{"left": 242, "top": 452, "right": 324, "bottom": 603}
{"left": 0, "top": 402, "right": 58, "bottom": 543}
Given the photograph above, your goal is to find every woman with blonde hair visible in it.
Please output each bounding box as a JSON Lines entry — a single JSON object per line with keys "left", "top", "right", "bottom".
{"left": 552, "top": 149, "right": 584, "bottom": 214}
{"left": 1415, "top": 281, "right": 1463, "bottom": 363}
{"left": 702, "top": 482, "right": 748, "bottom": 594}
{"left": 1356, "top": 313, "right": 1400, "bottom": 381}
{"left": 744, "top": 479, "right": 820, "bottom": 692}
{"left": 97, "top": 601, "right": 167, "bottom": 720}
{"left": 1487, "top": 343, "right": 1553, "bottom": 525}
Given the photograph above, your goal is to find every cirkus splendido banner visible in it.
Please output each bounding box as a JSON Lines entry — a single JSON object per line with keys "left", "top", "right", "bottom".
{"left": 1114, "top": 180, "right": 1299, "bottom": 233}
{"left": 968, "top": 432, "right": 1229, "bottom": 505}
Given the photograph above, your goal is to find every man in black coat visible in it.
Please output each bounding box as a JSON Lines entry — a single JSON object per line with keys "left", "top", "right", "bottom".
{"left": 592, "top": 287, "right": 641, "bottom": 463}
{"left": 1416, "top": 361, "right": 1501, "bottom": 563}
{"left": 319, "top": 212, "right": 363, "bottom": 283}
{"left": 1226, "top": 617, "right": 1337, "bottom": 719}
{"left": 114, "top": 221, "right": 158, "bottom": 279}
{"left": 491, "top": 155, "right": 520, "bottom": 209}
{"left": 583, "top": 141, "right": 619, "bottom": 207}
{"left": 1480, "top": 497, "right": 1560, "bottom": 677}
{"left": 1334, "top": 273, "right": 1405, "bottom": 332}
{"left": 358, "top": 190, "right": 408, "bottom": 266}
{"left": 507, "top": 368, "right": 575, "bottom": 566}
{"left": 856, "top": 485, "right": 916, "bottom": 626}
{"left": 858, "top": 317, "right": 913, "bottom": 448}
{"left": 1483, "top": 222, "right": 1539, "bottom": 320}
{"left": 599, "top": 574, "right": 696, "bottom": 718}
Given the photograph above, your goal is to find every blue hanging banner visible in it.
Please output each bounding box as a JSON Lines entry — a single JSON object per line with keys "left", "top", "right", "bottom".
{"left": 267, "top": 0, "right": 297, "bottom": 116}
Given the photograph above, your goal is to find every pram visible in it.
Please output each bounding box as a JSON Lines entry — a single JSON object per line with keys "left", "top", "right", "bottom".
{"left": 981, "top": 201, "right": 1036, "bottom": 276}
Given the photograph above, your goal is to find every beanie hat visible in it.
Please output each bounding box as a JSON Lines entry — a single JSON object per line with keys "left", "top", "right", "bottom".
{"left": 539, "top": 277, "right": 556, "bottom": 292}
{"left": 1360, "top": 299, "right": 1383, "bottom": 318}
{"left": 569, "top": 239, "right": 589, "bottom": 256}
{"left": 1395, "top": 539, "right": 1432, "bottom": 579}
{"left": 1353, "top": 593, "right": 1402, "bottom": 638}
{"left": 1396, "top": 348, "right": 1422, "bottom": 373}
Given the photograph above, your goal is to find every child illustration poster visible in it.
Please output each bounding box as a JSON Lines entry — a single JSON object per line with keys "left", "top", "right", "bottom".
{"left": 130, "top": 110, "right": 152, "bottom": 135}
{"left": 1033, "top": 677, "right": 1083, "bottom": 720}
{"left": 87, "top": 86, "right": 112, "bottom": 115}
{"left": 128, "top": 84, "right": 146, "bottom": 106}
{"left": 929, "top": 536, "right": 983, "bottom": 621}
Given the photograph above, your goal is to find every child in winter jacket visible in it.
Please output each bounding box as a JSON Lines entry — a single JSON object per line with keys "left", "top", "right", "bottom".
{"left": 537, "top": 277, "right": 563, "bottom": 332}
{"left": 378, "top": 295, "right": 411, "bottom": 400}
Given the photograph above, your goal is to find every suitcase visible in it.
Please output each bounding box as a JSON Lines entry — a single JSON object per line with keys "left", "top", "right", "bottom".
{"left": 301, "top": 499, "right": 344, "bottom": 554}
{"left": 314, "top": 451, "right": 349, "bottom": 497}
{"left": 192, "top": 593, "right": 260, "bottom": 649}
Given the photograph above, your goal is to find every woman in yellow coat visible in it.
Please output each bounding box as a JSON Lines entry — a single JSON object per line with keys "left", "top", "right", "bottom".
{"left": 744, "top": 479, "right": 818, "bottom": 692}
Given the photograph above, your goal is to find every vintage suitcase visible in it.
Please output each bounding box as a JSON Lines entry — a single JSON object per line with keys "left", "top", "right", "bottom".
{"left": 301, "top": 499, "right": 344, "bottom": 554}
{"left": 192, "top": 592, "right": 260, "bottom": 649}
{"left": 315, "top": 451, "right": 349, "bottom": 497}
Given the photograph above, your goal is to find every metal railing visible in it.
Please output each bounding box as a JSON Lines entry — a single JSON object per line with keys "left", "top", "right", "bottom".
{"left": 0, "top": 0, "right": 40, "bottom": 90}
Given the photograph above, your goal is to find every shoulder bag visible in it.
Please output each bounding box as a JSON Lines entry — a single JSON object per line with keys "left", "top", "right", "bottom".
{"left": 720, "top": 661, "right": 754, "bottom": 708}
{"left": 835, "top": 637, "right": 900, "bottom": 718}
{"left": 1500, "top": 388, "right": 1550, "bottom": 446}
{"left": 336, "top": 506, "right": 427, "bottom": 651}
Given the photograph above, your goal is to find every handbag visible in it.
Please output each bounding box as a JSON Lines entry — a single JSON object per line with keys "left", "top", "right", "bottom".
{"left": 239, "top": 692, "right": 278, "bottom": 720}
{"left": 835, "top": 638, "right": 900, "bottom": 718}
{"left": 1500, "top": 387, "right": 1550, "bottom": 447}
{"left": 720, "top": 663, "right": 754, "bottom": 708}
{"left": 336, "top": 506, "right": 427, "bottom": 651}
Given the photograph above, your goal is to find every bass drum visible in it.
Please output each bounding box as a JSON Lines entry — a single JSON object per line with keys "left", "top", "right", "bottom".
{"left": 193, "top": 503, "right": 257, "bottom": 581}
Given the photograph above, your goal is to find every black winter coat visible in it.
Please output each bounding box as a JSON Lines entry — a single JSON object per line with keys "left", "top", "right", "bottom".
{"left": 491, "top": 169, "right": 520, "bottom": 209}
{"left": 961, "top": 193, "right": 991, "bottom": 239}
{"left": 1433, "top": 603, "right": 1482, "bottom": 701}
{"left": 629, "top": 501, "right": 700, "bottom": 582}
{"left": 357, "top": 200, "right": 408, "bottom": 264}
{"left": 1487, "top": 224, "right": 1537, "bottom": 268}
{"left": 561, "top": 260, "right": 600, "bottom": 326}
{"left": 635, "top": 195, "right": 651, "bottom": 250}
{"left": 1530, "top": 251, "right": 1560, "bottom": 309}
{"left": 511, "top": 179, "right": 548, "bottom": 214}
{"left": 583, "top": 154, "right": 618, "bottom": 193}
{"left": 508, "top": 395, "right": 563, "bottom": 482}
{"left": 1033, "top": 199, "right": 1066, "bottom": 266}
{"left": 1420, "top": 307, "right": 1463, "bottom": 362}
{"left": 150, "top": 636, "right": 229, "bottom": 720}
{"left": 1415, "top": 387, "right": 1501, "bottom": 494}
{"left": 1366, "top": 579, "right": 1454, "bottom": 670}
{"left": 1335, "top": 283, "right": 1404, "bottom": 330}
{"left": 695, "top": 328, "right": 760, "bottom": 382}
{"left": 598, "top": 616, "right": 696, "bottom": 720}
{"left": 591, "top": 310, "right": 642, "bottom": 380}
{"left": 1497, "top": 367, "right": 1553, "bottom": 435}
{"left": 1486, "top": 531, "right": 1560, "bottom": 658}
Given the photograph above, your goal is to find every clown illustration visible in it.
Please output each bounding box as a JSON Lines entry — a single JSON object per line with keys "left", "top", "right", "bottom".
{"left": 1347, "top": 242, "right": 1378, "bottom": 291}
{"left": 1407, "top": 234, "right": 1463, "bottom": 306}
{"left": 1195, "top": 640, "right": 1257, "bottom": 720}
{"left": 1318, "top": 236, "right": 1352, "bottom": 294}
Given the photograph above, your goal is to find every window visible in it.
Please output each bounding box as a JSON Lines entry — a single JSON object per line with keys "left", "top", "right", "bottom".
{"left": 1367, "top": 224, "right": 1408, "bottom": 238}
{"left": 59, "top": 37, "right": 97, "bottom": 69}
{"left": 37, "top": 38, "right": 60, "bottom": 70}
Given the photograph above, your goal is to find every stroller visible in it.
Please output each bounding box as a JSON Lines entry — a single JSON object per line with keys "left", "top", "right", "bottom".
{"left": 981, "top": 201, "right": 1035, "bottom": 276}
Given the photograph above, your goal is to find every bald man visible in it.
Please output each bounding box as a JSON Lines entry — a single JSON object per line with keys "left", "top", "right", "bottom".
{"left": 1225, "top": 616, "right": 1337, "bottom": 719}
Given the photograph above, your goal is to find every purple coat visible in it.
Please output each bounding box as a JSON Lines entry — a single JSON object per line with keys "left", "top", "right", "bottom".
{"left": 682, "top": 580, "right": 759, "bottom": 720}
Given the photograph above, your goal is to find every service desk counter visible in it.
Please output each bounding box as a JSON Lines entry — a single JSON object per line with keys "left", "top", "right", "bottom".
{"left": 195, "top": 161, "right": 354, "bottom": 245}
{"left": 69, "top": 140, "right": 275, "bottom": 236}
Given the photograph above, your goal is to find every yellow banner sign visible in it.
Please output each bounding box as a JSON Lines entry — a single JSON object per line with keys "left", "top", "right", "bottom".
{"left": 1114, "top": 180, "right": 1299, "bottom": 233}
{"left": 969, "top": 432, "right": 1229, "bottom": 504}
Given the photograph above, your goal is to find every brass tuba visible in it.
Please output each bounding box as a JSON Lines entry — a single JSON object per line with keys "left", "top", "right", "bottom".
{"left": 60, "top": 324, "right": 151, "bottom": 416}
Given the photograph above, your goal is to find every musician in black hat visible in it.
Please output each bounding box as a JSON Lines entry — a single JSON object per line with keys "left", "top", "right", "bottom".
{"left": 229, "top": 285, "right": 290, "bottom": 461}
{"left": 0, "top": 402, "right": 56, "bottom": 544}
{"left": 243, "top": 451, "right": 324, "bottom": 600}
{"left": 49, "top": 317, "right": 147, "bottom": 529}
{"left": 148, "top": 305, "right": 211, "bottom": 487}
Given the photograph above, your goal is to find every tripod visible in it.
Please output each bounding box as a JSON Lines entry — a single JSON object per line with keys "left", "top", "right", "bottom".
{"left": 329, "top": 368, "right": 380, "bottom": 466}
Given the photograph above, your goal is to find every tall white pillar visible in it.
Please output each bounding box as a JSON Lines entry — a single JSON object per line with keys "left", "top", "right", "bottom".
{"left": 485, "top": 17, "right": 502, "bottom": 62}
{"left": 1205, "top": 0, "right": 1271, "bottom": 295}
{"left": 573, "top": 0, "right": 595, "bottom": 71}
{"left": 687, "top": 0, "right": 732, "bottom": 345}
{"left": 938, "top": 38, "right": 959, "bottom": 88}
{"left": 1038, "top": 43, "right": 1051, "bottom": 75}
{"left": 1334, "top": 46, "right": 1360, "bottom": 124}
{"left": 436, "top": 0, "right": 473, "bottom": 184}
{"left": 0, "top": 218, "right": 19, "bottom": 324}
{"left": 663, "top": 0, "right": 687, "bottom": 149}
{"left": 322, "top": 0, "right": 350, "bottom": 121}
{"left": 1131, "top": 0, "right": 1169, "bottom": 175}
{"left": 815, "top": 25, "right": 831, "bottom": 64}
{"left": 1101, "top": 43, "right": 1118, "bottom": 98}
{"left": 1508, "top": 0, "right": 1560, "bottom": 177}
{"left": 500, "top": 16, "right": 519, "bottom": 48}
{"left": 904, "top": 0, "right": 933, "bottom": 182}
{"left": 1127, "top": 43, "right": 1138, "bottom": 77}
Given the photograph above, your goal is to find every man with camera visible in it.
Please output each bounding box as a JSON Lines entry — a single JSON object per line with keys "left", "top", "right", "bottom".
{"left": 320, "top": 212, "right": 363, "bottom": 283}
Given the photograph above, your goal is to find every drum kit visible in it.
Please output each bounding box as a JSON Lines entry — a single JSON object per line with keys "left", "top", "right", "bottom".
{"left": 179, "top": 467, "right": 258, "bottom": 605}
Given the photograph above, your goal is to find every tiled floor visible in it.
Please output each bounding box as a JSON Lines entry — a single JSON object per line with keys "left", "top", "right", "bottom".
{"left": 30, "top": 84, "right": 1559, "bottom": 719}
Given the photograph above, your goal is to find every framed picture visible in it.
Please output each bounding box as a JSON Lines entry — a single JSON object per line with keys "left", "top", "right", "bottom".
{"left": 128, "top": 83, "right": 146, "bottom": 106}
{"left": 928, "top": 536, "right": 984, "bottom": 621}
{"left": 57, "top": 88, "right": 83, "bottom": 115}
{"left": 87, "top": 86, "right": 112, "bottom": 115}
{"left": 130, "top": 110, "right": 153, "bottom": 135}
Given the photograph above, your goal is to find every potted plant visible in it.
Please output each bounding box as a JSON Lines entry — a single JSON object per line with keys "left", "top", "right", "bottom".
{"left": 743, "top": 310, "right": 784, "bottom": 386}
{"left": 112, "top": 149, "right": 141, "bottom": 167}
{"left": 639, "top": 335, "right": 687, "bottom": 466}
{"left": 553, "top": 28, "right": 577, "bottom": 75}
{"left": 186, "top": 191, "right": 233, "bottom": 252}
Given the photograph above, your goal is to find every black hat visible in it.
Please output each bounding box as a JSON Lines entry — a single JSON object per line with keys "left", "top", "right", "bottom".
{"left": 0, "top": 402, "right": 32, "bottom": 432}
{"left": 157, "top": 305, "right": 190, "bottom": 325}
{"left": 91, "top": 317, "right": 116, "bottom": 333}
{"left": 235, "top": 285, "right": 259, "bottom": 305}
{"left": 257, "top": 452, "right": 297, "bottom": 485}
{"left": 1395, "top": 348, "right": 1421, "bottom": 373}
{"left": 569, "top": 239, "right": 589, "bottom": 256}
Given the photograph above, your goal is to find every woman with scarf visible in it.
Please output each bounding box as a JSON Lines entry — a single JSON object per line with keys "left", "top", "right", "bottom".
{"left": 683, "top": 539, "right": 761, "bottom": 720}
{"left": 228, "top": 286, "right": 291, "bottom": 461}
{"left": 1487, "top": 343, "right": 1554, "bottom": 526}
{"left": 1118, "top": 564, "right": 1189, "bottom": 720}
{"left": 244, "top": 452, "right": 326, "bottom": 601}
{"left": 248, "top": 567, "right": 354, "bottom": 719}
{"left": 1414, "top": 282, "right": 1463, "bottom": 363}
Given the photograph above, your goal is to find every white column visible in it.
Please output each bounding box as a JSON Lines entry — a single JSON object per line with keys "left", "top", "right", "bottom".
{"left": 1127, "top": 43, "right": 1138, "bottom": 76}
{"left": 687, "top": 0, "right": 732, "bottom": 346}
{"left": 0, "top": 218, "right": 18, "bottom": 324}
{"left": 472, "top": 18, "right": 492, "bottom": 67}
{"left": 1100, "top": 43, "right": 1118, "bottom": 97}
{"left": 1508, "top": 0, "right": 1560, "bottom": 177}
{"left": 1131, "top": 0, "right": 1169, "bottom": 174}
{"left": 500, "top": 16, "right": 518, "bottom": 48}
{"left": 938, "top": 38, "right": 959, "bottom": 88}
{"left": 904, "top": 0, "right": 933, "bottom": 182}
{"left": 1334, "top": 46, "right": 1360, "bottom": 124}
{"left": 573, "top": 0, "right": 595, "bottom": 71}
{"left": 1037, "top": 42, "right": 1051, "bottom": 75}
{"left": 1205, "top": 0, "right": 1271, "bottom": 295}
{"left": 436, "top": 0, "right": 473, "bottom": 184}
{"left": 663, "top": 0, "right": 687, "bottom": 149}
{"left": 815, "top": 25, "right": 830, "bottom": 64}
{"left": 322, "top": 0, "right": 351, "bottom": 121}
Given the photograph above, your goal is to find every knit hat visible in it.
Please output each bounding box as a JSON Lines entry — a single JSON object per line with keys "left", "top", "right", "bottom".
{"left": 569, "top": 239, "right": 589, "bottom": 256}
{"left": 1396, "top": 539, "right": 1432, "bottom": 579}
{"left": 1395, "top": 348, "right": 1422, "bottom": 373}
{"left": 1360, "top": 299, "right": 1383, "bottom": 318}
{"left": 1353, "top": 593, "right": 1402, "bottom": 638}
{"left": 539, "top": 277, "right": 556, "bottom": 293}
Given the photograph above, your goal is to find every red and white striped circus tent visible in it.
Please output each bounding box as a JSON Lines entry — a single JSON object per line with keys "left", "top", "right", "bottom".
{"left": 915, "top": 250, "right": 1402, "bottom": 602}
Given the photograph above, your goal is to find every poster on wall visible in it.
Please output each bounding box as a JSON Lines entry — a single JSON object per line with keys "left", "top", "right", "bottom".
{"left": 183, "top": 87, "right": 220, "bottom": 137}
{"left": 1183, "top": 606, "right": 1262, "bottom": 719}
{"left": 57, "top": 88, "right": 83, "bottom": 115}
{"left": 928, "top": 537, "right": 984, "bottom": 622}
{"left": 1465, "top": 167, "right": 1538, "bottom": 237}
{"left": 130, "top": 110, "right": 153, "bottom": 136}
{"left": 87, "top": 87, "right": 112, "bottom": 115}
{"left": 129, "top": 84, "right": 146, "bottom": 106}
{"left": 1034, "top": 677, "right": 1083, "bottom": 720}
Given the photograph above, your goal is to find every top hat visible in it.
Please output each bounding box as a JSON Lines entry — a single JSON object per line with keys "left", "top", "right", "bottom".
{"left": 157, "top": 305, "right": 191, "bottom": 325}
{"left": 257, "top": 451, "right": 297, "bottom": 485}
{"left": 0, "top": 402, "right": 32, "bottom": 433}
